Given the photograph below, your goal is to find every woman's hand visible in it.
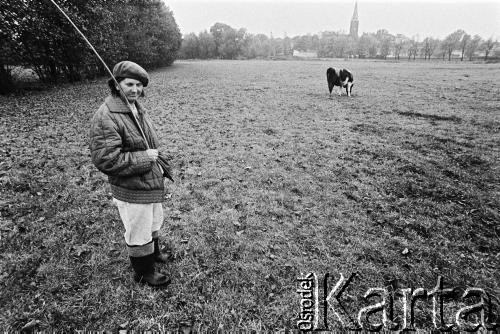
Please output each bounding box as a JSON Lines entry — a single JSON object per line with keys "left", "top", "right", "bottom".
{"left": 145, "top": 149, "right": 158, "bottom": 161}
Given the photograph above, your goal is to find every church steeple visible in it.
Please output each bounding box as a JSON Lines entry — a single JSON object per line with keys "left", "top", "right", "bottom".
{"left": 352, "top": 1, "right": 358, "bottom": 21}
{"left": 349, "top": 1, "right": 359, "bottom": 39}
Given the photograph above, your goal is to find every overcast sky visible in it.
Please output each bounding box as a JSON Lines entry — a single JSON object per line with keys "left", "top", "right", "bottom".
{"left": 166, "top": 0, "right": 500, "bottom": 40}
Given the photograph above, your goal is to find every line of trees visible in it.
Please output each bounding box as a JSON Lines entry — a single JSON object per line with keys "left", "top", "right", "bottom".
{"left": 0, "top": 0, "right": 181, "bottom": 93}
{"left": 179, "top": 24, "right": 499, "bottom": 62}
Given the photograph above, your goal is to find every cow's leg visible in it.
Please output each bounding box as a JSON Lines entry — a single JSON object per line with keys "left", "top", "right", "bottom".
{"left": 340, "top": 78, "right": 348, "bottom": 97}
{"left": 346, "top": 82, "right": 352, "bottom": 97}
{"left": 338, "top": 86, "right": 342, "bottom": 96}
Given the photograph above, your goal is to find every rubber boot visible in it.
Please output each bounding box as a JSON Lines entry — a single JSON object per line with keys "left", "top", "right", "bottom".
{"left": 153, "top": 237, "right": 170, "bottom": 263}
{"left": 129, "top": 253, "right": 171, "bottom": 287}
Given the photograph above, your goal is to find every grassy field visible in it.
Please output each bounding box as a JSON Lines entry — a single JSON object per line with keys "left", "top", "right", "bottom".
{"left": 0, "top": 59, "right": 499, "bottom": 331}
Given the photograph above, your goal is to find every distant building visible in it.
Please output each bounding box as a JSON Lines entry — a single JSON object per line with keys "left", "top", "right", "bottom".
{"left": 349, "top": 1, "right": 359, "bottom": 39}
{"left": 292, "top": 50, "right": 318, "bottom": 58}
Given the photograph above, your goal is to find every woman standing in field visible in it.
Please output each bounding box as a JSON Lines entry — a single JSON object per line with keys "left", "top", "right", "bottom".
{"left": 89, "top": 61, "right": 173, "bottom": 287}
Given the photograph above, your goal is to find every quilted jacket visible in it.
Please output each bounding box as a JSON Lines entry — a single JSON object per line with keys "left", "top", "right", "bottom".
{"left": 89, "top": 95, "right": 165, "bottom": 203}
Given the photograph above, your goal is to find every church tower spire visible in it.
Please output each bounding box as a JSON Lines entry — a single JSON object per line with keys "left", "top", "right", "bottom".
{"left": 349, "top": 1, "right": 359, "bottom": 39}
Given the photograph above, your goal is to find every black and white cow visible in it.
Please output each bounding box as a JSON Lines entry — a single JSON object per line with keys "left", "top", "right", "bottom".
{"left": 326, "top": 67, "right": 354, "bottom": 97}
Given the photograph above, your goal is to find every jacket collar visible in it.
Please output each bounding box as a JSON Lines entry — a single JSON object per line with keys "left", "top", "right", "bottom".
{"left": 105, "top": 95, "right": 144, "bottom": 114}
